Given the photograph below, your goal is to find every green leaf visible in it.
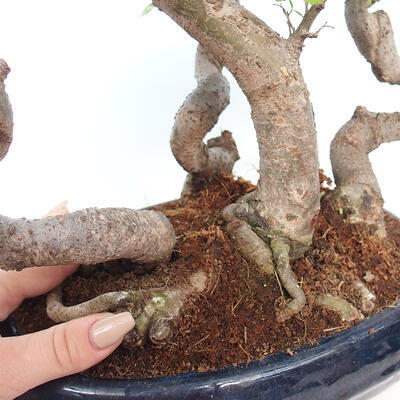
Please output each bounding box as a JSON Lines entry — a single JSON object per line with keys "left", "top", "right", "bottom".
{"left": 304, "top": 0, "right": 324, "bottom": 5}
{"left": 141, "top": 3, "right": 154, "bottom": 17}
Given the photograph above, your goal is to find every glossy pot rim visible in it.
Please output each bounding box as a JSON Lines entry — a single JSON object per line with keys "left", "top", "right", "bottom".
{"left": 1, "top": 300, "right": 400, "bottom": 400}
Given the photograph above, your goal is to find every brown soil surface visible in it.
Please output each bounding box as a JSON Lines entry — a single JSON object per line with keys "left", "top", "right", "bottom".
{"left": 14, "top": 173, "right": 400, "bottom": 379}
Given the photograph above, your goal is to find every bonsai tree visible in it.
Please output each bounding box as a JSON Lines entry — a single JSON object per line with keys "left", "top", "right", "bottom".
{"left": 0, "top": 0, "right": 399, "bottom": 344}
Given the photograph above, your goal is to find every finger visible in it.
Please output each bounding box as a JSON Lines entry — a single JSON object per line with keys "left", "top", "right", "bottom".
{"left": 42, "top": 200, "right": 69, "bottom": 218}
{"left": 0, "top": 312, "right": 135, "bottom": 400}
{"left": 0, "top": 264, "right": 79, "bottom": 321}
{"left": 0, "top": 201, "right": 78, "bottom": 321}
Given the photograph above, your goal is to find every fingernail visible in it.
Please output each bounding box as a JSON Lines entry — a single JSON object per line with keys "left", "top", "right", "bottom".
{"left": 43, "top": 200, "right": 69, "bottom": 218}
{"left": 89, "top": 312, "right": 135, "bottom": 349}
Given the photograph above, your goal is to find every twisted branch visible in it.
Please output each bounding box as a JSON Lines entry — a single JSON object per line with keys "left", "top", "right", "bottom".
{"left": 0, "top": 60, "right": 13, "bottom": 161}
{"left": 0, "top": 208, "right": 175, "bottom": 270}
{"left": 330, "top": 106, "right": 400, "bottom": 237}
{"left": 345, "top": 0, "right": 400, "bottom": 84}
{"left": 171, "top": 44, "right": 238, "bottom": 180}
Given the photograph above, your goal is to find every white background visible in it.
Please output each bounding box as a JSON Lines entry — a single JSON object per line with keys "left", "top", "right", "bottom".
{"left": 0, "top": 1, "right": 399, "bottom": 398}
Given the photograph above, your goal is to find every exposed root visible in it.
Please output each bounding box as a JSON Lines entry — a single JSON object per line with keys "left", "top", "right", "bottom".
{"left": 352, "top": 279, "right": 376, "bottom": 314}
{"left": 223, "top": 204, "right": 274, "bottom": 276}
{"left": 315, "top": 293, "right": 364, "bottom": 322}
{"left": 47, "top": 270, "right": 209, "bottom": 346}
{"left": 47, "top": 285, "right": 133, "bottom": 323}
{"left": 223, "top": 200, "right": 307, "bottom": 321}
{"left": 271, "top": 239, "right": 306, "bottom": 322}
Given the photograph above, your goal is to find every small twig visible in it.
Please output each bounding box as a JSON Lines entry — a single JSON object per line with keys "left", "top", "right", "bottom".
{"left": 323, "top": 326, "right": 343, "bottom": 332}
{"left": 219, "top": 181, "right": 231, "bottom": 198}
{"left": 231, "top": 295, "right": 244, "bottom": 317}
{"left": 322, "top": 227, "right": 333, "bottom": 239}
{"left": 291, "top": 2, "right": 326, "bottom": 42}
{"left": 275, "top": 270, "right": 285, "bottom": 298}
{"left": 210, "top": 267, "right": 221, "bottom": 296}
{"left": 274, "top": 3, "right": 295, "bottom": 36}
{"left": 187, "top": 334, "right": 210, "bottom": 350}
{"left": 238, "top": 343, "right": 253, "bottom": 362}
{"left": 244, "top": 326, "right": 248, "bottom": 344}
{"left": 304, "top": 21, "right": 334, "bottom": 39}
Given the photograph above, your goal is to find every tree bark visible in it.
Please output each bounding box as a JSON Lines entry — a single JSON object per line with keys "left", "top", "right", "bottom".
{"left": 345, "top": 0, "right": 400, "bottom": 85}
{"left": 171, "top": 45, "right": 238, "bottom": 177}
{"left": 153, "top": 0, "right": 320, "bottom": 250}
{"left": 329, "top": 106, "right": 400, "bottom": 237}
{"left": 0, "top": 60, "right": 13, "bottom": 161}
{"left": 0, "top": 208, "right": 175, "bottom": 270}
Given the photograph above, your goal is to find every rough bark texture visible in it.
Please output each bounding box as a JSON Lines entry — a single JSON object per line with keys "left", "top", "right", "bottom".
{"left": 171, "top": 45, "right": 239, "bottom": 177}
{"left": 0, "top": 208, "right": 175, "bottom": 270}
{"left": 345, "top": 0, "right": 400, "bottom": 85}
{"left": 0, "top": 59, "right": 13, "bottom": 161}
{"left": 154, "top": 0, "right": 321, "bottom": 251}
{"left": 329, "top": 106, "right": 400, "bottom": 237}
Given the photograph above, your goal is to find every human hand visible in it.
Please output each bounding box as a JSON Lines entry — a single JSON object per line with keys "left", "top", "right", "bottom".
{"left": 0, "top": 202, "right": 135, "bottom": 400}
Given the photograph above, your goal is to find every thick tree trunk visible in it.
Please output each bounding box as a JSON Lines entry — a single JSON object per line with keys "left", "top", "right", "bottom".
{"left": 0, "top": 208, "right": 175, "bottom": 270}
{"left": 345, "top": 0, "right": 400, "bottom": 85}
{"left": 153, "top": 0, "right": 320, "bottom": 251}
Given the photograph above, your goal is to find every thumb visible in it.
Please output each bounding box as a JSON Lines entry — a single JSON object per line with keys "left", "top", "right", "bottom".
{"left": 0, "top": 312, "right": 134, "bottom": 400}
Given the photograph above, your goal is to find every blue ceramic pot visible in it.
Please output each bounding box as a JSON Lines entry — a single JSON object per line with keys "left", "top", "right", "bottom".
{"left": 1, "top": 301, "right": 400, "bottom": 400}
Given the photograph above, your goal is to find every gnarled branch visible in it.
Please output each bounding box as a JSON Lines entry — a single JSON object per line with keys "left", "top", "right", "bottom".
{"left": 329, "top": 106, "right": 400, "bottom": 237}
{"left": 0, "top": 60, "right": 13, "bottom": 161}
{"left": 0, "top": 208, "right": 175, "bottom": 270}
{"left": 345, "top": 0, "right": 400, "bottom": 84}
{"left": 171, "top": 45, "right": 238, "bottom": 179}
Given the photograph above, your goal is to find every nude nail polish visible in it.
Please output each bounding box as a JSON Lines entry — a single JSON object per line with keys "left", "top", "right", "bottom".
{"left": 89, "top": 312, "right": 135, "bottom": 349}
